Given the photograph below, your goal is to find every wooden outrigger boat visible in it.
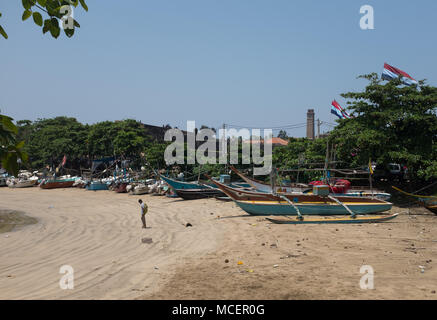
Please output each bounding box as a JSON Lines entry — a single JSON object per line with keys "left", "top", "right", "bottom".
{"left": 207, "top": 175, "right": 393, "bottom": 217}
{"left": 229, "top": 166, "right": 308, "bottom": 193}
{"left": 40, "top": 179, "right": 75, "bottom": 189}
{"left": 159, "top": 174, "right": 211, "bottom": 190}
{"left": 130, "top": 185, "right": 149, "bottom": 195}
{"left": 229, "top": 166, "right": 391, "bottom": 200}
{"left": 159, "top": 172, "right": 250, "bottom": 200}
{"left": 8, "top": 179, "right": 38, "bottom": 188}
{"left": 174, "top": 187, "right": 225, "bottom": 200}
{"left": 392, "top": 186, "right": 437, "bottom": 215}
{"left": 113, "top": 182, "right": 128, "bottom": 193}
{"left": 86, "top": 181, "right": 109, "bottom": 191}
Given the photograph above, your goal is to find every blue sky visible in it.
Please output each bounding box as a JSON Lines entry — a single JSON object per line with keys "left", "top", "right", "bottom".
{"left": 1, "top": 0, "right": 436, "bottom": 137}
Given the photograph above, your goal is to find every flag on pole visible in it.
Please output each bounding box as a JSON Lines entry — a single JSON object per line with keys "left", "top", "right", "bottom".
{"left": 368, "top": 159, "right": 374, "bottom": 175}
{"left": 382, "top": 63, "right": 418, "bottom": 86}
{"left": 331, "top": 100, "right": 351, "bottom": 119}
{"left": 61, "top": 155, "right": 67, "bottom": 167}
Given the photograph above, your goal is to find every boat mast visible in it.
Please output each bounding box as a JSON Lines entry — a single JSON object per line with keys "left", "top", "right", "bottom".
{"left": 324, "top": 139, "right": 330, "bottom": 184}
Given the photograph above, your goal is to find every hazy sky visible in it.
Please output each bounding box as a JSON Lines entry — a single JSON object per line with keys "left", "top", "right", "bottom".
{"left": 1, "top": 0, "right": 436, "bottom": 137}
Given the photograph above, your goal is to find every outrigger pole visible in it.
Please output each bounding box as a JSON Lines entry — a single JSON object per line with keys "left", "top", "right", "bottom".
{"left": 327, "top": 195, "right": 356, "bottom": 219}
{"left": 279, "top": 195, "right": 303, "bottom": 220}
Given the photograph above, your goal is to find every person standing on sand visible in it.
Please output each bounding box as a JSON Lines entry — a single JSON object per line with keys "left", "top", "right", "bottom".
{"left": 138, "top": 199, "right": 148, "bottom": 228}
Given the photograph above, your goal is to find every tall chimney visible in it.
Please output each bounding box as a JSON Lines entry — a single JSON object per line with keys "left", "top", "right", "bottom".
{"left": 306, "top": 109, "right": 315, "bottom": 140}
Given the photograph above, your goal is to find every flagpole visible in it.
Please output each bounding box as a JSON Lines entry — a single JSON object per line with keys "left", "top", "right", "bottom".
{"left": 369, "top": 159, "right": 374, "bottom": 199}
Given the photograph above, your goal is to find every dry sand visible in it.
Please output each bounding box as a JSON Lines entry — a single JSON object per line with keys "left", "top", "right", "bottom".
{"left": 0, "top": 187, "right": 436, "bottom": 300}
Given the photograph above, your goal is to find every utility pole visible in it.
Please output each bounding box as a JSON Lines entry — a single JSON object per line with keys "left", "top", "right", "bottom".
{"left": 317, "top": 119, "right": 321, "bottom": 139}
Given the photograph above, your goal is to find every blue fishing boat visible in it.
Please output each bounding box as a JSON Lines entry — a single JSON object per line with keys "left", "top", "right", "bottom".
{"left": 159, "top": 174, "right": 211, "bottom": 190}
{"left": 86, "top": 181, "right": 109, "bottom": 191}
{"left": 230, "top": 165, "right": 391, "bottom": 200}
{"left": 207, "top": 176, "right": 393, "bottom": 217}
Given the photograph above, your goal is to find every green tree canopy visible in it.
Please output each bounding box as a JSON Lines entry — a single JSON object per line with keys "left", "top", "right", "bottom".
{"left": 1, "top": 113, "right": 28, "bottom": 175}
{"left": 330, "top": 74, "right": 437, "bottom": 180}
{"left": 18, "top": 116, "right": 88, "bottom": 168}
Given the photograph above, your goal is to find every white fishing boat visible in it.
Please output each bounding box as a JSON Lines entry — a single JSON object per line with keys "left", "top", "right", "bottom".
{"left": 7, "top": 179, "right": 37, "bottom": 188}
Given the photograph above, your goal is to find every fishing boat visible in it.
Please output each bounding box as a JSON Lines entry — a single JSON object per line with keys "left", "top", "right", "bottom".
{"left": 229, "top": 166, "right": 391, "bottom": 200}
{"left": 174, "top": 187, "right": 226, "bottom": 200}
{"left": 392, "top": 186, "right": 437, "bottom": 215}
{"left": 130, "top": 184, "right": 149, "bottom": 195}
{"left": 7, "top": 179, "right": 38, "bottom": 188}
{"left": 159, "top": 174, "right": 211, "bottom": 190}
{"left": 113, "top": 182, "right": 128, "bottom": 193}
{"left": 229, "top": 166, "right": 308, "bottom": 193}
{"left": 40, "top": 178, "right": 75, "bottom": 189}
{"left": 207, "top": 176, "right": 393, "bottom": 217}
{"left": 86, "top": 181, "right": 109, "bottom": 191}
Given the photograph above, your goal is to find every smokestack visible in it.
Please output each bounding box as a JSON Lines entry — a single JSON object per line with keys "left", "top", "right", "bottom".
{"left": 306, "top": 109, "right": 315, "bottom": 140}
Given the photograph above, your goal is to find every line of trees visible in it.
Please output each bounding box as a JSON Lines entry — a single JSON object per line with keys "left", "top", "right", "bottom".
{"left": 14, "top": 117, "right": 169, "bottom": 170}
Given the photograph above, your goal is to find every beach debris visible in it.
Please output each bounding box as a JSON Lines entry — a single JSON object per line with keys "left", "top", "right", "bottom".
{"left": 273, "top": 264, "right": 279, "bottom": 268}
{"left": 185, "top": 223, "right": 192, "bottom": 227}
{"left": 247, "top": 269, "right": 254, "bottom": 273}
{"left": 225, "top": 259, "right": 229, "bottom": 263}
{"left": 48, "top": 205, "right": 54, "bottom": 209}
{"left": 154, "top": 266, "right": 159, "bottom": 270}
{"left": 4, "top": 235, "right": 9, "bottom": 238}
{"left": 237, "top": 261, "right": 243, "bottom": 265}
{"left": 426, "top": 260, "right": 432, "bottom": 263}
{"left": 419, "top": 266, "right": 425, "bottom": 273}
{"left": 251, "top": 223, "right": 257, "bottom": 226}
{"left": 141, "top": 237, "right": 153, "bottom": 244}
{"left": 280, "top": 254, "right": 300, "bottom": 259}
{"left": 270, "top": 244, "right": 277, "bottom": 248}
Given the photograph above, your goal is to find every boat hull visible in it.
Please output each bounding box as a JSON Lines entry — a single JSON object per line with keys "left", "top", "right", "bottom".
{"left": 235, "top": 200, "right": 392, "bottom": 216}
{"left": 8, "top": 180, "right": 37, "bottom": 188}
{"left": 113, "top": 183, "right": 128, "bottom": 193}
{"left": 86, "top": 182, "right": 109, "bottom": 191}
{"left": 131, "top": 187, "right": 149, "bottom": 195}
{"left": 40, "top": 180, "right": 75, "bottom": 189}
{"left": 159, "top": 175, "right": 210, "bottom": 190}
{"left": 175, "top": 188, "right": 225, "bottom": 200}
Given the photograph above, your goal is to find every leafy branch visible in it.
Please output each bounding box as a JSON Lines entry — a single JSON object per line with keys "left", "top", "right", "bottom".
{"left": 1, "top": 0, "right": 88, "bottom": 39}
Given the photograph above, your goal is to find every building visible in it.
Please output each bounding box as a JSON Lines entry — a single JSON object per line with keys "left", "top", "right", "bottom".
{"left": 243, "top": 137, "right": 289, "bottom": 147}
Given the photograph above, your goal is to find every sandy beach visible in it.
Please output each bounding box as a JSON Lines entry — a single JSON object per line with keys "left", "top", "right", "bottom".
{"left": 0, "top": 187, "right": 436, "bottom": 300}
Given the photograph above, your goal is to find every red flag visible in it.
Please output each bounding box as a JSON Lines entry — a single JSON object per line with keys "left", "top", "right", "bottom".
{"left": 61, "top": 155, "right": 67, "bottom": 167}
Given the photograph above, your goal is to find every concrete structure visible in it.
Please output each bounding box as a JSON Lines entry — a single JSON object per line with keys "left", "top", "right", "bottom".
{"left": 306, "top": 109, "right": 315, "bottom": 140}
